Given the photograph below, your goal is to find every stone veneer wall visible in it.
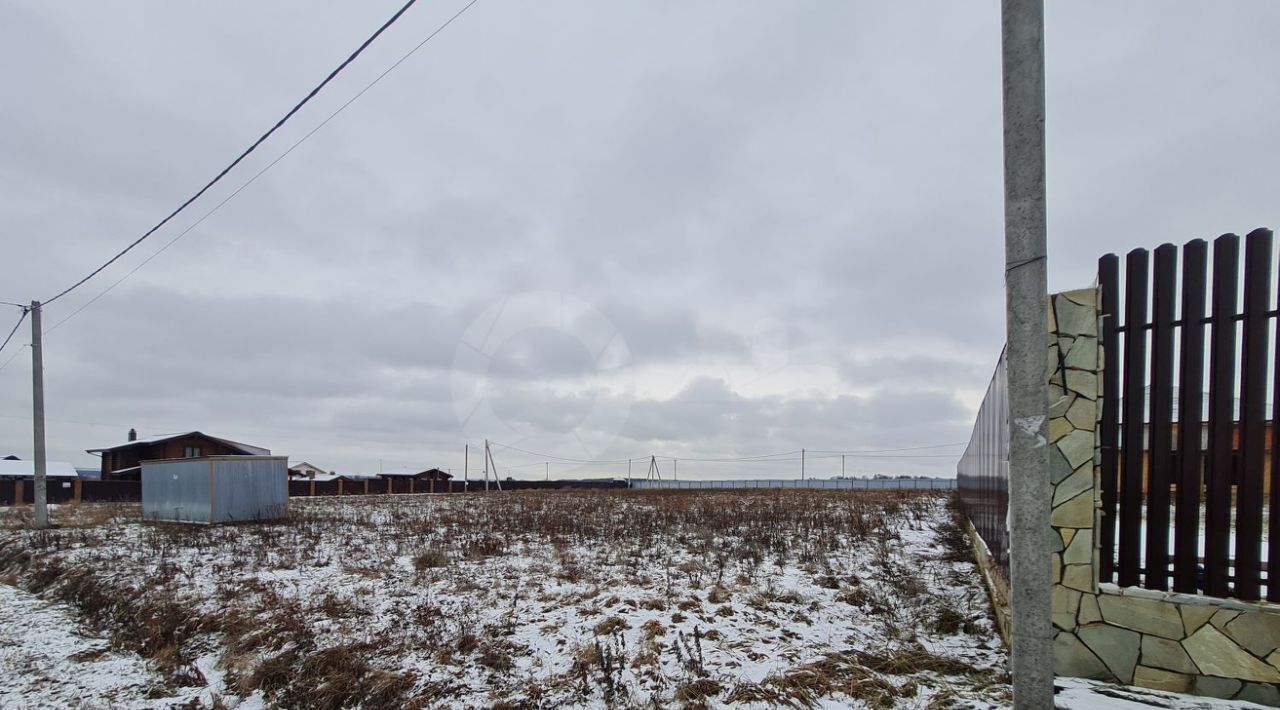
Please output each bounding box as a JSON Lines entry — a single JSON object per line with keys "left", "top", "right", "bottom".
{"left": 1046, "top": 288, "right": 1280, "bottom": 706}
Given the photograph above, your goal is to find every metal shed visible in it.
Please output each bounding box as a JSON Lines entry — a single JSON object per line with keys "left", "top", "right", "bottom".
{"left": 142, "top": 456, "right": 287, "bottom": 524}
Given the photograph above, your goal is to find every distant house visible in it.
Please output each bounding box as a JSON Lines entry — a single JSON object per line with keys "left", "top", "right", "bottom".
{"left": 288, "top": 462, "right": 329, "bottom": 479}
{"left": 377, "top": 468, "right": 452, "bottom": 482}
{"left": 0, "top": 460, "right": 80, "bottom": 481}
{"left": 86, "top": 429, "right": 270, "bottom": 480}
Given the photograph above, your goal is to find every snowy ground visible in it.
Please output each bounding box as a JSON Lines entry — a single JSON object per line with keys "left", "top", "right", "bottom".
{"left": 0, "top": 492, "right": 1266, "bottom": 709}
{"left": 1055, "top": 677, "right": 1271, "bottom": 709}
{"left": 0, "top": 582, "right": 186, "bottom": 709}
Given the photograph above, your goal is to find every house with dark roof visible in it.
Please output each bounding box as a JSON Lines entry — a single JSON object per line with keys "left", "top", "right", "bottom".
{"left": 86, "top": 429, "right": 270, "bottom": 480}
{"left": 376, "top": 468, "right": 452, "bottom": 482}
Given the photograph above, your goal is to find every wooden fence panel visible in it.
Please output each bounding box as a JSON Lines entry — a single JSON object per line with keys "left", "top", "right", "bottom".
{"left": 79, "top": 480, "right": 142, "bottom": 502}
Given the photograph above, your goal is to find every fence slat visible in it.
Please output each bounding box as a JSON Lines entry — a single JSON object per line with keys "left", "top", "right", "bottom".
{"left": 1146, "top": 244, "right": 1177, "bottom": 590}
{"left": 1204, "top": 233, "right": 1241, "bottom": 598}
{"left": 1119, "top": 248, "right": 1150, "bottom": 587}
{"left": 1234, "top": 228, "right": 1272, "bottom": 600}
{"left": 1099, "top": 253, "right": 1121, "bottom": 583}
{"left": 1271, "top": 229, "right": 1280, "bottom": 603}
{"left": 1173, "top": 239, "right": 1208, "bottom": 594}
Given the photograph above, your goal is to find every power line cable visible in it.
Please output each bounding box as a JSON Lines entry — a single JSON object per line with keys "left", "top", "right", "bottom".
{"left": 653, "top": 450, "right": 801, "bottom": 462}
{"left": 0, "top": 347, "right": 24, "bottom": 374}
{"left": 807, "top": 441, "right": 968, "bottom": 454}
{"left": 43, "top": 0, "right": 430, "bottom": 307}
{"left": 485, "top": 441, "right": 958, "bottom": 466}
{"left": 487, "top": 441, "right": 635, "bottom": 464}
{"left": 807, "top": 453, "right": 961, "bottom": 459}
{"left": 41, "top": 0, "right": 482, "bottom": 334}
{"left": 489, "top": 440, "right": 812, "bottom": 465}
{"left": 0, "top": 309, "right": 29, "bottom": 360}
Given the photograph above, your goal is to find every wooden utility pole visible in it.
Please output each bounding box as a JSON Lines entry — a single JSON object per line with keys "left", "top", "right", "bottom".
{"left": 464, "top": 444, "right": 469, "bottom": 491}
{"left": 30, "top": 301, "right": 47, "bottom": 529}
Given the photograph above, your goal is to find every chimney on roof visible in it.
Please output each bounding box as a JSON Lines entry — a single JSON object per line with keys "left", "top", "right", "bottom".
{"left": 127, "top": 428, "right": 137, "bottom": 442}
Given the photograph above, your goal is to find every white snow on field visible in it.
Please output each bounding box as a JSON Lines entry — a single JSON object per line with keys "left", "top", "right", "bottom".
{"left": 2, "top": 492, "right": 1012, "bottom": 707}
{"left": 0, "top": 582, "right": 203, "bottom": 709}
{"left": 1056, "top": 677, "right": 1270, "bottom": 709}
{"left": 0, "top": 492, "right": 1271, "bottom": 708}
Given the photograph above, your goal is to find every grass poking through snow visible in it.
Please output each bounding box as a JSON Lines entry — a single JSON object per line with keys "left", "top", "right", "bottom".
{"left": 0, "top": 489, "right": 1009, "bottom": 708}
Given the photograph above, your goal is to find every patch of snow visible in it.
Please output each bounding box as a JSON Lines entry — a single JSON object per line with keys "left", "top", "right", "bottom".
{"left": 0, "top": 583, "right": 196, "bottom": 708}
{"left": 1056, "top": 677, "right": 1269, "bottom": 709}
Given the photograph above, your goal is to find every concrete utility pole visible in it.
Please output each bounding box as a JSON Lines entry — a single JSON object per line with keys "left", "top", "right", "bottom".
{"left": 1001, "top": 0, "right": 1053, "bottom": 707}
{"left": 463, "top": 444, "right": 469, "bottom": 490}
{"left": 30, "top": 301, "right": 48, "bottom": 529}
{"left": 801, "top": 448, "right": 805, "bottom": 480}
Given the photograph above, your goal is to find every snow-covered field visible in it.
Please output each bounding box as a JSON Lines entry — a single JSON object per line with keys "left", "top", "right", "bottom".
{"left": 0, "top": 582, "right": 219, "bottom": 709}
{"left": 3, "top": 491, "right": 1264, "bottom": 709}
{"left": 0, "top": 490, "right": 1013, "bottom": 708}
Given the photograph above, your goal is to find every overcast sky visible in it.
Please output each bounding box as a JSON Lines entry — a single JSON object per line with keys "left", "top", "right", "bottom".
{"left": 1, "top": 1, "right": 1276, "bottom": 479}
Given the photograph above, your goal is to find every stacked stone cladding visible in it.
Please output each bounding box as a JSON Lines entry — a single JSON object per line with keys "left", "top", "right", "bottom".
{"left": 1045, "top": 288, "right": 1280, "bottom": 706}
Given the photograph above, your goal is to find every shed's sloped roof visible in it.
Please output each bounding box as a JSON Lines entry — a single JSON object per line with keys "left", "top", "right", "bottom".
{"left": 86, "top": 432, "right": 269, "bottom": 456}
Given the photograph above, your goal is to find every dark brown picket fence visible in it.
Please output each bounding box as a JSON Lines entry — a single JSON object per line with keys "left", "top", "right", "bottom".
{"left": 1099, "top": 228, "right": 1277, "bottom": 602}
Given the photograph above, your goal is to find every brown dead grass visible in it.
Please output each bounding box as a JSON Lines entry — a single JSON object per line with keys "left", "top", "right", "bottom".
{"left": 0, "top": 488, "right": 975, "bottom": 708}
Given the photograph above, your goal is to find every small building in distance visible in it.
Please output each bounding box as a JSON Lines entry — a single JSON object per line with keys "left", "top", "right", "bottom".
{"left": 0, "top": 460, "right": 80, "bottom": 481}
{"left": 288, "top": 462, "right": 330, "bottom": 479}
{"left": 87, "top": 429, "right": 270, "bottom": 480}
{"left": 377, "top": 468, "right": 452, "bottom": 482}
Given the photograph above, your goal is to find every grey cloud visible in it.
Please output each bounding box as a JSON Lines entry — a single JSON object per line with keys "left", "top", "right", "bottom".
{"left": 2, "top": 1, "right": 1277, "bottom": 475}
{"left": 840, "top": 354, "right": 987, "bottom": 389}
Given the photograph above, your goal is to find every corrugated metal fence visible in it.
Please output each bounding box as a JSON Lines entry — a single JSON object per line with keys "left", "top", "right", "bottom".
{"left": 630, "top": 478, "right": 955, "bottom": 491}
{"left": 957, "top": 352, "right": 1010, "bottom": 578}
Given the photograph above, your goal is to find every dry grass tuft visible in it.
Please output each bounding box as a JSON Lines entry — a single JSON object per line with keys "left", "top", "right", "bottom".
{"left": 674, "top": 677, "right": 723, "bottom": 702}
